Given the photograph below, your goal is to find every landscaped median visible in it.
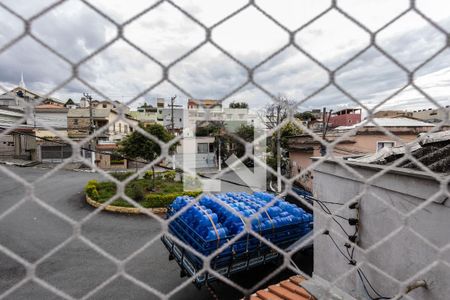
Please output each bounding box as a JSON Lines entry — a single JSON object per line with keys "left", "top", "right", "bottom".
{"left": 84, "top": 170, "right": 202, "bottom": 215}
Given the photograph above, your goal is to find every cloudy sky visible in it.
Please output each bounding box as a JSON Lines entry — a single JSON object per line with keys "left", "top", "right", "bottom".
{"left": 0, "top": 0, "right": 449, "bottom": 113}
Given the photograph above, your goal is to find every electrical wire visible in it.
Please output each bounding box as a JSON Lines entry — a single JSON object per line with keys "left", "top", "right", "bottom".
{"left": 321, "top": 200, "right": 392, "bottom": 300}
{"left": 358, "top": 269, "right": 391, "bottom": 300}
{"left": 312, "top": 198, "right": 351, "bottom": 236}
{"left": 328, "top": 233, "right": 352, "bottom": 262}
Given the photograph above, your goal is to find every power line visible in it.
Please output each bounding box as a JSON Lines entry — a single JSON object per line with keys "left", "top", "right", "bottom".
{"left": 320, "top": 200, "right": 392, "bottom": 300}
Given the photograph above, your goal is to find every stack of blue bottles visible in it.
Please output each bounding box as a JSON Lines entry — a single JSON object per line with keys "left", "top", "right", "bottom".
{"left": 167, "top": 192, "right": 313, "bottom": 258}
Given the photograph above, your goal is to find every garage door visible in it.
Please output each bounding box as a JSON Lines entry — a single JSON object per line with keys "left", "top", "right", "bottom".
{"left": 41, "top": 145, "right": 72, "bottom": 161}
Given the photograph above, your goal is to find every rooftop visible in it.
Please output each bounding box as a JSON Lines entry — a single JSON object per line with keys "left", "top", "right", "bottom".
{"left": 35, "top": 104, "right": 68, "bottom": 111}
{"left": 68, "top": 108, "right": 136, "bottom": 120}
{"left": 349, "top": 130, "right": 450, "bottom": 173}
{"left": 335, "top": 117, "right": 433, "bottom": 130}
{"left": 68, "top": 108, "right": 111, "bottom": 118}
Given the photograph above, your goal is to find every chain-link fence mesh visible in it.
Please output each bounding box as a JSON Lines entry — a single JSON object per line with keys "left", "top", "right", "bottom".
{"left": 0, "top": 0, "right": 449, "bottom": 299}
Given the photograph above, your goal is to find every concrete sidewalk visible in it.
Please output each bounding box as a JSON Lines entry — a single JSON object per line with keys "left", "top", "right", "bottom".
{"left": 0, "top": 158, "right": 40, "bottom": 167}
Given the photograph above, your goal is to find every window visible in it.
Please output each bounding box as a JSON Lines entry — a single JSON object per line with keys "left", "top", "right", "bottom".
{"left": 377, "top": 141, "right": 395, "bottom": 152}
{"left": 124, "top": 124, "right": 128, "bottom": 133}
{"left": 73, "top": 119, "right": 78, "bottom": 125}
{"left": 197, "top": 143, "right": 208, "bottom": 154}
{"left": 102, "top": 104, "right": 107, "bottom": 108}
{"left": 119, "top": 123, "right": 122, "bottom": 132}
{"left": 209, "top": 143, "right": 214, "bottom": 153}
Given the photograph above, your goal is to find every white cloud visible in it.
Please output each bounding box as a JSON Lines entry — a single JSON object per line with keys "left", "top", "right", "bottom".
{"left": 0, "top": 1, "right": 449, "bottom": 112}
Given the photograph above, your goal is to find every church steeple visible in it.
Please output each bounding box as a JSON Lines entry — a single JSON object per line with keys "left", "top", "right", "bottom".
{"left": 19, "top": 72, "right": 26, "bottom": 89}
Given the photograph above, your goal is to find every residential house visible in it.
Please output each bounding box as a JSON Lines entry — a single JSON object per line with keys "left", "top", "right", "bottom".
{"left": 187, "top": 99, "right": 221, "bottom": 110}
{"left": 412, "top": 106, "right": 450, "bottom": 123}
{"left": 129, "top": 104, "right": 158, "bottom": 127}
{"left": 0, "top": 107, "right": 24, "bottom": 124}
{"left": 187, "top": 99, "right": 256, "bottom": 132}
{"left": 187, "top": 99, "right": 223, "bottom": 127}
{"left": 327, "top": 108, "right": 362, "bottom": 128}
{"left": 373, "top": 110, "right": 412, "bottom": 118}
{"left": 162, "top": 106, "right": 185, "bottom": 132}
{"left": 27, "top": 104, "right": 71, "bottom": 162}
{"left": 156, "top": 98, "right": 165, "bottom": 122}
{"left": 67, "top": 107, "right": 138, "bottom": 169}
{"left": 311, "top": 130, "right": 450, "bottom": 300}
{"left": 0, "top": 94, "right": 37, "bottom": 161}
{"left": 222, "top": 107, "right": 255, "bottom": 132}
{"left": 0, "top": 123, "right": 37, "bottom": 161}
{"left": 171, "top": 135, "right": 216, "bottom": 169}
{"left": 79, "top": 98, "right": 130, "bottom": 113}
{"left": 67, "top": 108, "right": 137, "bottom": 143}
{"left": 0, "top": 86, "right": 64, "bottom": 109}
{"left": 288, "top": 117, "right": 438, "bottom": 191}
{"left": 64, "top": 99, "right": 79, "bottom": 109}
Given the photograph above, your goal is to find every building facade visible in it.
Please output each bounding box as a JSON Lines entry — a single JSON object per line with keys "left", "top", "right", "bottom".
{"left": 412, "top": 106, "right": 450, "bottom": 123}
{"left": 328, "top": 108, "right": 362, "bottom": 128}
{"left": 288, "top": 118, "right": 438, "bottom": 191}
{"left": 313, "top": 155, "right": 449, "bottom": 300}
{"left": 67, "top": 108, "right": 137, "bottom": 143}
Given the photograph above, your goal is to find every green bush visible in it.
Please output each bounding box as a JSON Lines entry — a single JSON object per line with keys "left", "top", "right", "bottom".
{"left": 126, "top": 181, "right": 145, "bottom": 201}
{"left": 143, "top": 170, "right": 177, "bottom": 181}
{"left": 84, "top": 180, "right": 100, "bottom": 200}
{"left": 110, "top": 172, "right": 134, "bottom": 181}
{"left": 162, "top": 170, "right": 176, "bottom": 181}
{"left": 141, "top": 190, "right": 202, "bottom": 208}
{"left": 84, "top": 177, "right": 201, "bottom": 209}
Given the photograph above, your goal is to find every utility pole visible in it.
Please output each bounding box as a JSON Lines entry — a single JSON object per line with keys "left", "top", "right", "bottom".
{"left": 83, "top": 92, "right": 96, "bottom": 167}
{"left": 170, "top": 95, "right": 177, "bottom": 133}
{"left": 276, "top": 104, "right": 282, "bottom": 193}
{"left": 169, "top": 95, "right": 177, "bottom": 169}
{"left": 320, "top": 107, "right": 332, "bottom": 156}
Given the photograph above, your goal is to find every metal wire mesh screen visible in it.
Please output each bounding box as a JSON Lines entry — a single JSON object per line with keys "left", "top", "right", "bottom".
{"left": 0, "top": 0, "right": 449, "bottom": 299}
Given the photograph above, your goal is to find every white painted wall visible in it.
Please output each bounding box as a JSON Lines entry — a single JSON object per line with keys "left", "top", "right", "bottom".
{"left": 28, "top": 112, "right": 67, "bottom": 129}
{"left": 313, "top": 160, "right": 450, "bottom": 300}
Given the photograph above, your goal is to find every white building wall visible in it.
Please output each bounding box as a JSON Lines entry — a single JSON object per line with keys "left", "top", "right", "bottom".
{"left": 172, "top": 136, "right": 216, "bottom": 169}
{"left": 28, "top": 112, "right": 67, "bottom": 128}
{"left": 162, "top": 108, "right": 185, "bottom": 129}
{"left": 313, "top": 160, "right": 450, "bottom": 300}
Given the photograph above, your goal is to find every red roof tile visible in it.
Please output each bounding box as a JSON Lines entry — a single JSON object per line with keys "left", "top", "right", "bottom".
{"left": 280, "top": 280, "right": 310, "bottom": 298}
{"left": 35, "top": 104, "right": 65, "bottom": 109}
{"left": 256, "top": 290, "right": 283, "bottom": 300}
{"left": 249, "top": 276, "right": 314, "bottom": 300}
{"left": 268, "top": 285, "right": 305, "bottom": 300}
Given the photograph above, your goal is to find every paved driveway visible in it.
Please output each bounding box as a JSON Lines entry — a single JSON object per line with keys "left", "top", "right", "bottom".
{"left": 0, "top": 166, "right": 302, "bottom": 299}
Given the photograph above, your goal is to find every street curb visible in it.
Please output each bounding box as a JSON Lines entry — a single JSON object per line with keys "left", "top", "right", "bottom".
{"left": 85, "top": 195, "right": 167, "bottom": 215}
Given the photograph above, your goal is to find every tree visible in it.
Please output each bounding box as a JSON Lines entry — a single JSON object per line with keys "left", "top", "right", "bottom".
{"left": 294, "top": 111, "right": 316, "bottom": 121}
{"left": 233, "top": 124, "right": 254, "bottom": 158}
{"left": 118, "top": 124, "right": 175, "bottom": 190}
{"left": 280, "top": 122, "right": 302, "bottom": 148}
{"left": 259, "top": 95, "right": 300, "bottom": 191}
{"left": 195, "top": 121, "right": 223, "bottom": 137}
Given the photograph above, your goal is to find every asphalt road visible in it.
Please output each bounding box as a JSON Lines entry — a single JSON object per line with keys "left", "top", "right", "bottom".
{"left": 0, "top": 166, "right": 308, "bottom": 300}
